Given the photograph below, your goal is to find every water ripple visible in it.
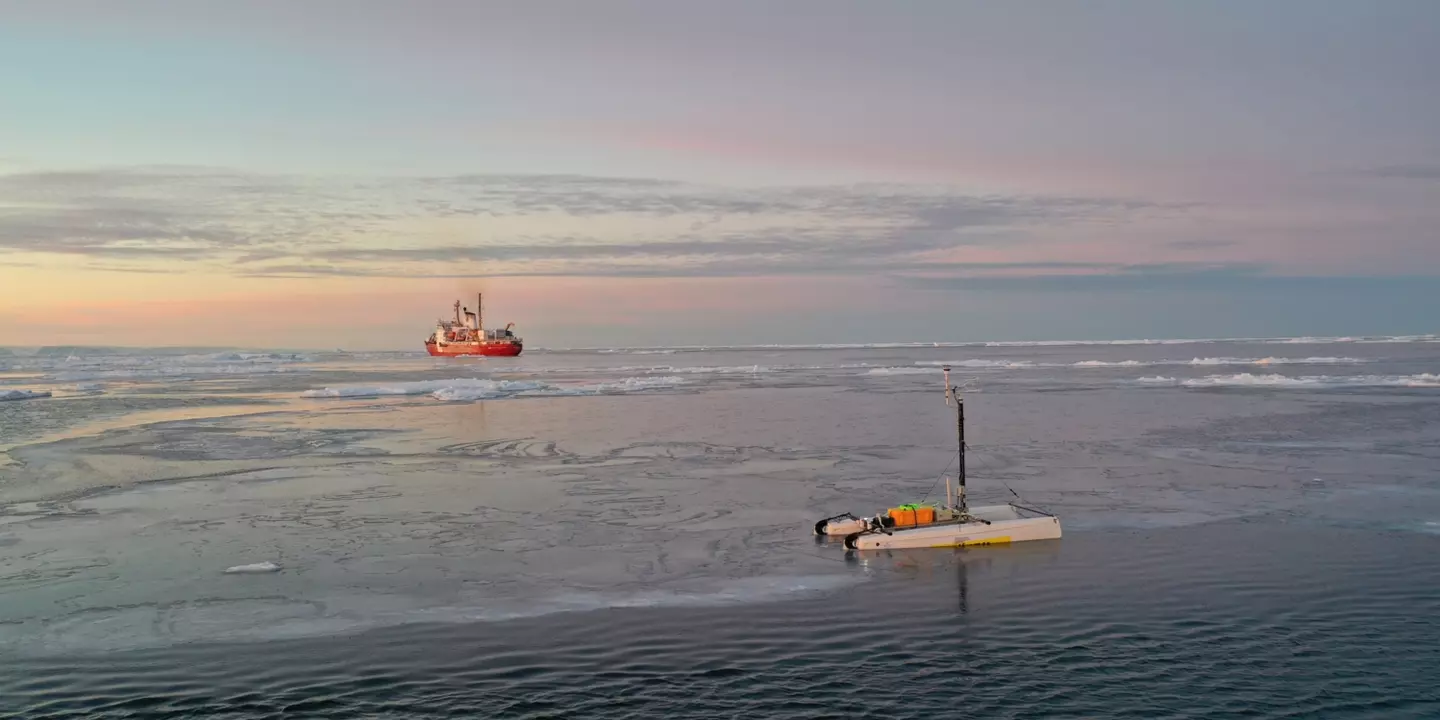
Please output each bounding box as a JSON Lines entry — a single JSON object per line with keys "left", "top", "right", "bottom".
{"left": 3, "top": 523, "right": 1438, "bottom": 719}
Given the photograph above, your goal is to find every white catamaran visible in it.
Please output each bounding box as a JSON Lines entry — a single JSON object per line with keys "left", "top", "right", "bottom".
{"left": 814, "top": 366, "right": 1062, "bottom": 551}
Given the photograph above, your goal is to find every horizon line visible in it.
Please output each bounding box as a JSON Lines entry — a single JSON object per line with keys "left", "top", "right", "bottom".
{"left": 4, "top": 332, "right": 1438, "bottom": 354}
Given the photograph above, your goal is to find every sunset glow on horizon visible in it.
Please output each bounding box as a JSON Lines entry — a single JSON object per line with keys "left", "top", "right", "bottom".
{"left": 3, "top": 0, "right": 1438, "bottom": 349}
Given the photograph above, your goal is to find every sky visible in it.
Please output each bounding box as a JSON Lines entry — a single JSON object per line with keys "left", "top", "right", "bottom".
{"left": 2, "top": 0, "right": 1438, "bottom": 349}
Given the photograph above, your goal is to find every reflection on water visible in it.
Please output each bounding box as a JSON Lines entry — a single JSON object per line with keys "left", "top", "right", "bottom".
{"left": 847, "top": 538, "right": 1066, "bottom": 617}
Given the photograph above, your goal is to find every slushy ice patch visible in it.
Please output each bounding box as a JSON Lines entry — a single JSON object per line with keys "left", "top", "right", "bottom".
{"left": 302, "top": 376, "right": 688, "bottom": 401}
{"left": 1, "top": 390, "right": 52, "bottom": 401}
{"left": 1137, "top": 373, "right": 1440, "bottom": 388}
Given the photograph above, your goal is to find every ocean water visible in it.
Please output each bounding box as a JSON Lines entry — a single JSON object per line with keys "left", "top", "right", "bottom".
{"left": 2, "top": 336, "right": 1439, "bottom": 718}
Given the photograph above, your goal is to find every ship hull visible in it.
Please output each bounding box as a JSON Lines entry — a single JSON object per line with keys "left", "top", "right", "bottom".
{"left": 425, "top": 341, "right": 523, "bottom": 357}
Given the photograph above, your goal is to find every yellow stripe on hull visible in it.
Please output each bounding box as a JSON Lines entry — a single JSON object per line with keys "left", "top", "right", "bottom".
{"left": 928, "top": 535, "right": 1013, "bottom": 548}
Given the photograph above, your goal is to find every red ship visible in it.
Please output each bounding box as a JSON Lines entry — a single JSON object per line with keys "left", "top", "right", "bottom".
{"left": 424, "top": 294, "right": 524, "bottom": 357}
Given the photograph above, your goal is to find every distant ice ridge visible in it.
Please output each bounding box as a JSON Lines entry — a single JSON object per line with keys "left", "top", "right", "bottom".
{"left": 982, "top": 339, "right": 1198, "bottom": 347}
{"left": 1186, "top": 356, "right": 1368, "bottom": 366}
{"left": 506, "top": 363, "right": 878, "bottom": 375}
{"left": 223, "top": 561, "right": 282, "bottom": 574}
{"left": 1270, "top": 336, "right": 1440, "bottom": 344}
{"left": 628, "top": 364, "right": 771, "bottom": 375}
{"left": 914, "top": 357, "right": 1371, "bottom": 370}
{"left": 544, "top": 334, "right": 1440, "bottom": 353}
{"left": 1071, "top": 360, "right": 1147, "bottom": 367}
{"left": 1136, "top": 376, "right": 1182, "bottom": 385}
{"left": 866, "top": 367, "right": 936, "bottom": 375}
{"left": 1137, "top": 373, "right": 1440, "bottom": 388}
{"left": 301, "top": 378, "right": 545, "bottom": 399}
{"left": 190, "top": 352, "right": 315, "bottom": 363}
{"left": 579, "top": 342, "right": 967, "bottom": 352}
{"left": 301, "top": 376, "right": 688, "bottom": 401}
{"left": 30, "top": 350, "right": 317, "bottom": 382}
{"left": 914, "top": 359, "right": 1039, "bottom": 369}
{"left": 435, "top": 376, "right": 686, "bottom": 401}
{"left": 1074, "top": 357, "right": 1370, "bottom": 368}
{"left": 50, "top": 366, "right": 298, "bottom": 382}
{"left": 0, "top": 389, "right": 51, "bottom": 401}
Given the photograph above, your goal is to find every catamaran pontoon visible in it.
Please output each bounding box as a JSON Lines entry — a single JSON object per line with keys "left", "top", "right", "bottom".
{"left": 814, "top": 366, "right": 1062, "bottom": 551}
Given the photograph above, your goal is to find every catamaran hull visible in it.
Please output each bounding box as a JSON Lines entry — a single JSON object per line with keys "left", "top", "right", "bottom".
{"left": 844, "top": 514, "right": 1061, "bottom": 551}
{"left": 816, "top": 517, "right": 868, "bottom": 536}
{"left": 814, "top": 513, "right": 895, "bottom": 536}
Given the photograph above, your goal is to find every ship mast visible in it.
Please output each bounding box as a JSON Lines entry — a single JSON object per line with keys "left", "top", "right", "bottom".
{"left": 477, "top": 293, "right": 483, "bottom": 336}
{"left": 943, "top": 366, "right": 967, "bottom": 516}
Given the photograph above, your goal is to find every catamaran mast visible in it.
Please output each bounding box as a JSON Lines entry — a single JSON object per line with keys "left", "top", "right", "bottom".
{"left": 943, "top": 366, "right": 966, "bottom": 513}
{"left": 957, "top": 378, "right": 965, "bottom": 495}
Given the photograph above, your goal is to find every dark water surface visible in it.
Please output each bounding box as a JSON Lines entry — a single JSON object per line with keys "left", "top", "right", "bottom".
{"left": 6, "top": 522, "right": 1439, "bottom": 719}
{"left": 3, "top": 338, "right": 1440, "bottom": 717}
